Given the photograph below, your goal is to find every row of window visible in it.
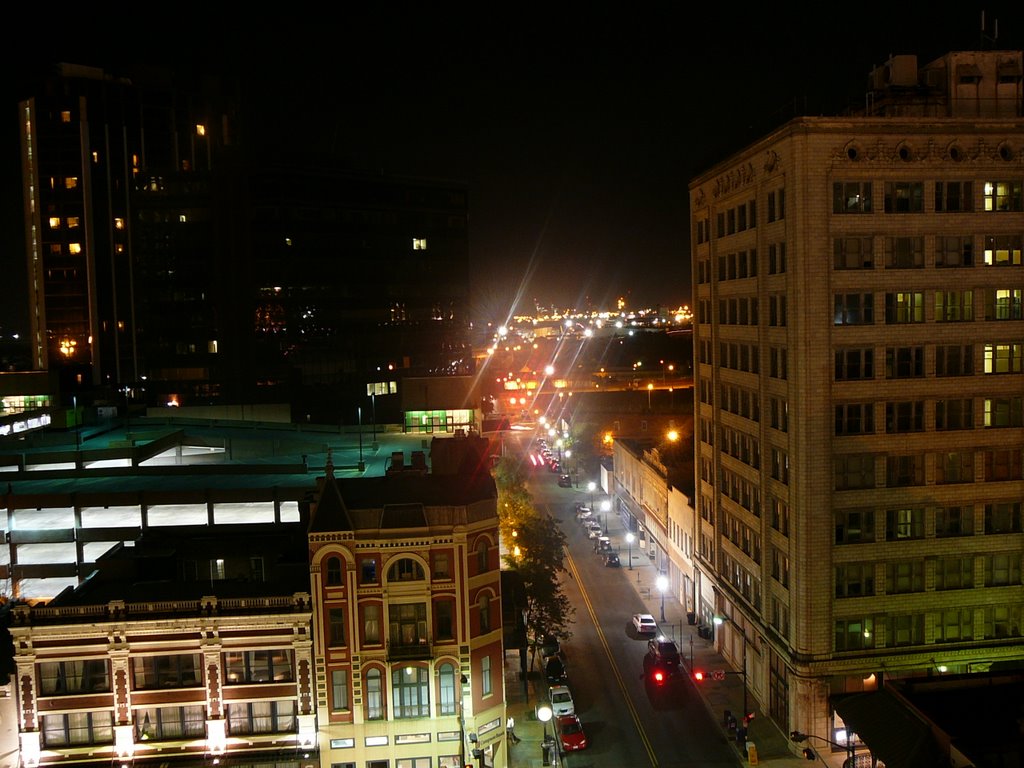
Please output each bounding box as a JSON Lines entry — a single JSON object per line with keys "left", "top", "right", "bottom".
{"left": 323, "top": 544, "right": 490, "bottom": 587}
{"left": 328, "top": 593, "right": 495, "bottom": 649}
{"left": 695, "top": 242, "right": 787, "bottom": 284}
{"left": 38, "top": 650, "right": 295, "bottom": 696}
{"left": 835, "top": 291, "right": 1024, "bottom": 325}
{"left": 41, "top": 700, "right": 296, "bottom": 748}
{"left": 329, "top": 660, "right": 487, "bottom": 720}
{"left": 836, "top": 346, "right": 1024, "bottom": 379}
{"left": 835, "top": 399, "right": 1024, "bottom": 434}
{"left": 833, "top": 180, "right": 1023, "bottom": 214}
{"left": 694, "top": 187, "right": 786, "bottom": 246}
{"left": 835, "top": 450, "right": 1022, "bottom": 489}
{"left": 834, "top": 234, "right": 1022, "bottom": 268}
{"left": 834, "top": 605, "right": 1020, "bottom": 652}
{"left": 835, "top": 503, "right": 1022, "bottom": 543}
{"left": 836, "top": 553, "right": 1021, "bottom": 598}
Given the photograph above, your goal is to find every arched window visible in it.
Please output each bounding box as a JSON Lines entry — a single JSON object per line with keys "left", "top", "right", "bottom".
{"left": 479, "top": 593, "right": 491, "bottom": 633}
{"left": 475, "top": 539, "right": 489, "bottom": 573}
{"left": 365, "top": 668, "right": 383, "bottom": 720}
{"left": 438, "top": 663, "right": 456, "bottom": 715}
{"left": 392, "top": 666, "right": 429, "bottom": 718}
{"left": 325, "top": 556, "right": 342, "bottom": 586}
{"left": 387, "top": 557, "right": 425, "bottom": 582}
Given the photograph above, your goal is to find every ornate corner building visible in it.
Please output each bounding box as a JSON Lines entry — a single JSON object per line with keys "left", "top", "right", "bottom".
{"left": 4, "top": 434, "right": 504, "bottom": 768}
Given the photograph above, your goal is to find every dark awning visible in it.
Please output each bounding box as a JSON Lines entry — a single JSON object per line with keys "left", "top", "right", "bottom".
{"left": 835, "top": 690, "right": 944, "bottom": 768}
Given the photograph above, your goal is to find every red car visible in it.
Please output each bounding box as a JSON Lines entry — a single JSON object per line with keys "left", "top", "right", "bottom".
{"left": 556, "top": 713, "right": 588, "bottom": 751}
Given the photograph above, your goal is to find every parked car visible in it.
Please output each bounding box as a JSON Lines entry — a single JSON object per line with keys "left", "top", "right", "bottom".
{"left": 558, "top": 474, "right": 573, "bottom": 488}
{"left": 540, "top": 634, "right": 561, "bottom": 658}
{"left": 603, "top": 552, "right": 621, "bottom": 567}
{"left": 545, "top": 655, "right": 568, "bottom": 685}
{"left": 549, "top": 684, "right": 575, "bottom": 716}
{"left": 586, "top": 525, "right": 602, "bottom": 539}
{"left": 556, "top": 713, "right": 588, "bottom": 751}
{"left": 594, "top": 536, "right": 612, "bottom": 554}
{"left": 632, "top": 613, "right": 658, "bottom": 634}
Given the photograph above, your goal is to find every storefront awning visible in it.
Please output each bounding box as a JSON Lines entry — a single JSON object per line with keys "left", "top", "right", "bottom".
{"left": 835, "top": 690, "right": 943, "bottom": 768}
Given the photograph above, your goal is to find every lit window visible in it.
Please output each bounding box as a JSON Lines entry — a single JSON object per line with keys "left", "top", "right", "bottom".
{"left": 91, "top": 151, "right": 99, "bottom": 163}
{"left": 208, "top": 340, "right": 218, "bottom": 354}
{"left": 413, "top": 238, "right": 427, "bottom": 250}
{"left": 114, "top": 218, "right": 125, "bottom": 230}
{"left": 68, "top": 243, "right": 82, "bottom": 255}
{"left": 48, "top": 217, "right": 61, "bottom": 229}
{"left": 64, "top": 177, "right": 78, "bottom": 190}
{"left": 115, "top": 244, "right": 124, "bottom": 254}
{"left": 196, "top": 124, "right": 206, "bottom": 137}
{"left": 179, "top": 214, "right": 187, "bottom": 223}
{"left": 67, "top": 216, "right": 80, "bottom": 229}
{"left": 60, "top": 111, "right": 71, "bottom": 123}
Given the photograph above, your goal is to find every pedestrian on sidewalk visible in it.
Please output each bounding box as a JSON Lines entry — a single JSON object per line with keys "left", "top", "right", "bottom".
{"left": 507, "top": 716, "right": 521, "bottom": 744}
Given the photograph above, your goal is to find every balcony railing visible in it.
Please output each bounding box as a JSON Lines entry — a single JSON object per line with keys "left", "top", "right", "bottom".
{"left": 387, "top": 640, "right": 433, "bottom": 661}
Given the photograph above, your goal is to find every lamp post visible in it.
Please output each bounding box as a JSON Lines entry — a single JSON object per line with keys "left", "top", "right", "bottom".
{"left": 647, "top": 382, "right": 654, "bottom": 410}
{"left": 600, "top": 499, "right": 611, "bottom": 532}
{"left": 371, "top": 391, "right": 377, "bottom": 444}
{"left": 587, "top": 481, "right": 595, "bottom": 511}
{"left": 713, "top": 614, "right": 749, "bottom": 720}
{"left": 536, "top": 704, "right": 553, "bottom": 766}
{"left": 357, "top": 406, "right": 365, "bottom": 472}
{"left": 72, "top": 394, "right": 80, "bottom": 452}
{"left": 656, "top": 573, "right": 668, "bottom": 622}
{"left": 626, "top": 532, "right": 635, "bottom": 570}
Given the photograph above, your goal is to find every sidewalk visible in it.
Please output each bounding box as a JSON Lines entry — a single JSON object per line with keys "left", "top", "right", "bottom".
{"left": 504, "top": 503, "right": 810, "bottom": 768}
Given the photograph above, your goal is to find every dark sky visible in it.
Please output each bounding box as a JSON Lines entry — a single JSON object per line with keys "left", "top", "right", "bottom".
{"left": 4, "top": 3, "right": 1024, "bottom": 329}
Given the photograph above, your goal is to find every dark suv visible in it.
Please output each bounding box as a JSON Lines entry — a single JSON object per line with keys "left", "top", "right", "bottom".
{"left": 643, "top": 638, "right": 681, "bottom": 683}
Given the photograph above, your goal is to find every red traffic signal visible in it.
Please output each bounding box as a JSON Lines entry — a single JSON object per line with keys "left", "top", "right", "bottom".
{"left": 693, "top": 670, "right": 705, "bottom": 682}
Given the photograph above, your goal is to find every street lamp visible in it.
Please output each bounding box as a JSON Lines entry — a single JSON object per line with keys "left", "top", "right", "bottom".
{"left": 72, "top": 394, "right": 80, "bottom": 452}
{"left": 357, "top": 406, "right": 365, "bottom": 472}
{"left": 536, "top": 704, "right": 553, "bottom": 766}
{"left": 626, "top": 532, "right": 635, "bottom": 570}
{"left": 371, "top": 391, "right": 377, "bottom": 444}
{"left": 587, "top": 481, "right": 596, "bottom": 511}
{"left": 647, "top": 382, "right": 654, "bottom": 410}
{"left": 713, "top": 614, "right": 749, "bottom": 721}
{"left": 600, "top": 499, "right": 611, "bottom": 532}
{"left": 656, "top": 573, "right": 668, "bottom": 622}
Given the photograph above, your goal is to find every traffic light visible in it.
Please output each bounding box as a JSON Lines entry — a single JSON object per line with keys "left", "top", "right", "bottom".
{"left": 692, "top": 670, "right": 705, "bottom": 682}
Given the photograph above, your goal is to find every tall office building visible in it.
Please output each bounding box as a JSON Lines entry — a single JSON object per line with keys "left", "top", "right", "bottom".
{"left": 18, "top": 64, "right": 472, "bottom": 420}
{"left": 19, "top": 63, "right": 226, "bottom": 397}
{"left": 690, "top": 49, "right": 1023, "bottom": 741}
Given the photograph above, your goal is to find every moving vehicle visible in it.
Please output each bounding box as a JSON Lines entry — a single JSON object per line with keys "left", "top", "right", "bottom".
{"left": 632, "top": 613, "right": 658, "bottom": 634}
{"left": 603, "top": 552, "right": 621, "bottom": 567}
{"left": 556, "top": 713, "right": 588, "bottom": 751}
{"left": 643, "top": 637, "right": 681, "bottom": 683}
{"left": 549, "top": 684, "right": 575, "bottom": 716}
{"left": 558, "top": 474, "right": 573, "bottom": 487}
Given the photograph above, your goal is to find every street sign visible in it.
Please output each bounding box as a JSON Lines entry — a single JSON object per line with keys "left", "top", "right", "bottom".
{"left": 713, "top": 670, "right": 726, "bottom": 681}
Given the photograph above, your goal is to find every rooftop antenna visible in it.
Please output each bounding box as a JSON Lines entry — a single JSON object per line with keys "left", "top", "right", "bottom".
{"left": 980, "top": 11, "right": 998, "bottom": 50}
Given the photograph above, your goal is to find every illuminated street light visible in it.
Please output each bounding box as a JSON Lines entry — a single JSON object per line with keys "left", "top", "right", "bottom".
{"left": 536, "top": 704, "right": 554, "bottom": 765}
{"left": 656, "top": 574, "right": 668, "bottom": 622}
{"left": 625, "top": 532, "right": 635, "bottom": 569}
{"left": 647, "top": 382, "right": 654, "bottom": 410}
{"left": 713, "top": 614, "right": 749, "bottom": 720}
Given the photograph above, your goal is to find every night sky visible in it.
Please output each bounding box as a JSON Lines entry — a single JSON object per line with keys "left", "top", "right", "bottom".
{"left": 4, "top": 3, "right": 1024, "bottom": 329}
